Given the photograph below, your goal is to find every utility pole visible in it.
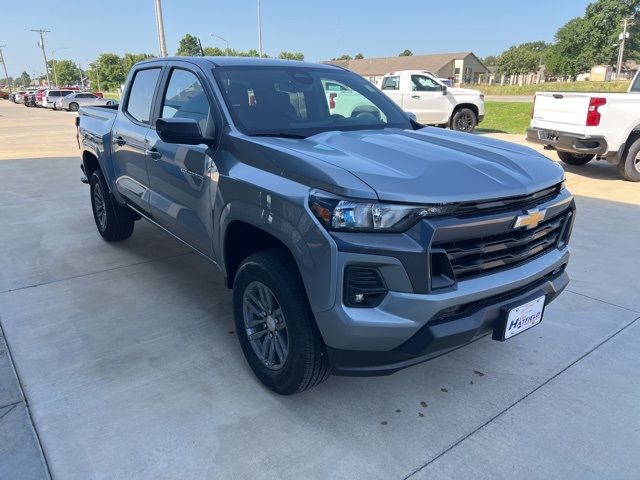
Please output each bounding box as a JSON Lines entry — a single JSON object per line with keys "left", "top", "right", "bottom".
{"left": 257, "top": 0, "right": 263, "bottom": 57}
{"left": 616, "top": 17, "right": 629, "bottom": 78}
{"left": 154, "top": 0, "right": 168, "bottom": 57}
{"left": 31, "top": 29, "right": 51, "bottom": 87}
{"left": 0, "top": 45, "right": 11, "bottom": 93}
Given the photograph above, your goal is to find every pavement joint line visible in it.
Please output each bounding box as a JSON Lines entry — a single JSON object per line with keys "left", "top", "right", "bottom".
{"left": 0, "top": 402, "right": 19, "bottom": 421}
{"left": 0, "top": 320, "right": 52, "bottom": 479}
{"left": 401, "top": 314, "right": 640, "bottom": 480}
{"left": 565, "top": 289, "right": 640, "bottom": 314}
{"left": 0, "top": 251, "right": 193, "bottom": 295}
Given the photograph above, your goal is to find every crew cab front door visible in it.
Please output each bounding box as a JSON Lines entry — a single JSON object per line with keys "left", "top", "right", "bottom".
{"left": 403, "top": 74, "right": 451, "bottom": 124}
{"left": 145, "top": 66, "right": 219, "bottom": 257}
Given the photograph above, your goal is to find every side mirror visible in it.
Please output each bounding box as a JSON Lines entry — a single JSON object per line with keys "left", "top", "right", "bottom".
{"left": 442, "top": 85, "right": 448, "bottom": 96}
{"left": 405, "top": 111, "right": 417, "bottom": 121}
{"left": 156, "top": 117, "right": 209, "bottom": 145}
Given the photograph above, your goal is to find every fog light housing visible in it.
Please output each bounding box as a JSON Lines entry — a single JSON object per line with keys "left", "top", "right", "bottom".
{"left": 344, "top": 266, "right": 388, "bottom": 308}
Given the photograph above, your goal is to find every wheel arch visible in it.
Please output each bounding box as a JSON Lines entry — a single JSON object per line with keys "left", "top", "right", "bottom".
{"left": 452, "top": 102, "right": 479, "bottom": 118}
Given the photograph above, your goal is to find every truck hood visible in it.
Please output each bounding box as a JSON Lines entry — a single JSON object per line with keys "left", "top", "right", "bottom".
{"left": 257, "top": 128, "right": 564, "bottom": 204}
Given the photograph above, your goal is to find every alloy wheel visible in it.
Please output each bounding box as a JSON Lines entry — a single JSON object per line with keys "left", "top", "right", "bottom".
{"left": 242, "top": 281, "right": 289, "bottom": 370}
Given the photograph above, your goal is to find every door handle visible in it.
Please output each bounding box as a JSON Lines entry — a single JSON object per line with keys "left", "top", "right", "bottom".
{"left": 411, "top": 95, "right": 421, "bottom": 99}
{"left": 145, "top": 148, "right": 162, "bottom": 160}
{"left": 114, "top": 136, "right": 126, "bottom": 146}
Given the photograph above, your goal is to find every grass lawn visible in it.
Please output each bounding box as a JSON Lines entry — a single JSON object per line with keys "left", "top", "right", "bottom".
{"left": 102, "top": 91, "right": 120, "bottom": 100}
{"left": 477, "top": 101, "right": 533, "bottom": 135}
{"left": 465, "top": 80, "right": 630, "bottom": 96}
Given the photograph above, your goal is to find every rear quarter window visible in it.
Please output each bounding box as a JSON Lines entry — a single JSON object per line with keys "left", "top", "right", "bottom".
{"left": 631, "top": 74, "right": 640, "bottom": 93}
{"left": 125, "top": 68, "right": 162, "bottom": 124}
{"left": 381, "top": 76, "right": 400, "bottom": 90}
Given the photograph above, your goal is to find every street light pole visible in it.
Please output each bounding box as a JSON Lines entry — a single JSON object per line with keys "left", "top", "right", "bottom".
{"left": 0, "top": 45, "right": 11, "bottom": 93}
{"left": 31, "top": 29, "right": 51, "bottom": 87}
{"left": 257, "top": 0, "right": 263, "bottom": 57}
{"left": 211, "top": 33, "right": 230, "bottom": 56}
{"left": 154, "top": 0, "right": 168, "bottom": 57}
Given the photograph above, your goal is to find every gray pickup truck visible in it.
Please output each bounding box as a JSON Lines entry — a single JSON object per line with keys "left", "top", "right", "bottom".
{"left": 77, "top": 57, "right": 575, "bottom": 394}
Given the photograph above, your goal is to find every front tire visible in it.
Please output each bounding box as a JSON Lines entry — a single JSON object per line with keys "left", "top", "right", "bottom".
{"left": 557, "top": 151, "right": 594, "bottom": 166}
{"left": 233, "top": 251, "right": 329, "bottom": 395}
{"left": 450, "top": 108, "right": 477, "bottom": 132}
{"left": 618, "top": 137, "right": 640, "bottom": 182}
{"left": 89, "top": 170, "right": 135, "bottom": 241}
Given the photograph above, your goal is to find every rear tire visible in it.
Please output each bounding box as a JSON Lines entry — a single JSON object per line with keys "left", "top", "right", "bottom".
{"left": 69, "top": 102, "right": 79, "bottom": 112}
{"left": 557, "top": 151, "right": 594, "bottom": 166}
{"left": 450, "top": 108, "right": 477, "bottom": 132}
{"left": 617, "top": 137, "right": 640, "bottom": 182}
{"left": 89, "top": 170, "right": 135, "bottom": 241}
{"left": 233, "top": 251, "right": 329, "bottom": 395}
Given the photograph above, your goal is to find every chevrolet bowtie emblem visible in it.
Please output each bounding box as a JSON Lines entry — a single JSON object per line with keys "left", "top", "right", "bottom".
{"left": 514, "top": 208, "right": 546, "bottom": 230}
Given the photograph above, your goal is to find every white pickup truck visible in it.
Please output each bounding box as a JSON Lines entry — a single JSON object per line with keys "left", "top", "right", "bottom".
{"left": 378, "top": 70, "right": 485, "bottom": 132}
{"left": 527, "top": 71, "right": 640, "bottom": 181}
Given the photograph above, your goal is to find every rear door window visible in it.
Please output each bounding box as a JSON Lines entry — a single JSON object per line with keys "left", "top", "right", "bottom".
{"left": 126, "top": 68, "right": 162, "bottom": 124}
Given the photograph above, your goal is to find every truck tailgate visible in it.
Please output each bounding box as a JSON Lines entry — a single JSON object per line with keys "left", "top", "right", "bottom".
{"left": 531, "top": 92, "right": 589, "bottom": 134}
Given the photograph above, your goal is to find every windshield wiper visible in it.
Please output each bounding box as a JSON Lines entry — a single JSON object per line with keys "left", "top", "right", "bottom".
{"left": 250, "top": 132, "right": 308, "bottom": 139}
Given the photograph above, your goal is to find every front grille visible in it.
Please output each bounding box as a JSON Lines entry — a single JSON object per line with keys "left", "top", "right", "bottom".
{"left": 434, "top": 211, "right": 568, "bottom": 281}
{"left": 454, "top": 184, "right": 562, "bottom": 216}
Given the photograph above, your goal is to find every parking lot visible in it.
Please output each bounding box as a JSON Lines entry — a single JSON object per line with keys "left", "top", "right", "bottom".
{"left": 1, "top": 100, "right": 639, "bottom": 479}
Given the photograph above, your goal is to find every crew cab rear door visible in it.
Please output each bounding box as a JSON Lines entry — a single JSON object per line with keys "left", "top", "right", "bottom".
{"left": 144, "top": 62, "right": 221, "bottom": 257}
{"left": 111, "top": 66, "right": 163, "bottom": 213}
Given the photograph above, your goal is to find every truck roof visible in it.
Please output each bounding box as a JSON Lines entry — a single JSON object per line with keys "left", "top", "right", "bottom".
{"left": 135, "top": 56, "right": 342, "bottom": 70}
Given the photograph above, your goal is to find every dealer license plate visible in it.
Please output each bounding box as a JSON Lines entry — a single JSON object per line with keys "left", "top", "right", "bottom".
{"left": 500, "top": 296, "right": 546, "bottom": 340}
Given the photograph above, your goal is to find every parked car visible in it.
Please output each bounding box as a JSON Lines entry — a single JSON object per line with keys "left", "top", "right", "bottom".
{"left": 23, "top": 91, "right": 38, "bottom": 107}
{"left": 0, "top": 90, "right": 10, "bottom": 100}
{"left": 41, "top": 89, "right": 75, "bottom": 108}
{"left": 378, "top": 70, "right": 485, "bottom": 132}
{"left": 438, "top": 78, "right": 454, "bottom": 87}
{"left": 77, "top": 57, "right": 574, "bottom": 394}
{"left": 527, "top": 70, "right": 640, "bottom": 181}
{"left": 13, "top": 91, "right": 29, "bottom": 103}
{"left": 56, "top": 92, "right": 115, "bottom": 111}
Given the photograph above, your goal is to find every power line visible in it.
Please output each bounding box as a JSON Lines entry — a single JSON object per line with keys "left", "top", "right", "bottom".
{"left": 30, "top": 29, "right": 51, "bottom": 87}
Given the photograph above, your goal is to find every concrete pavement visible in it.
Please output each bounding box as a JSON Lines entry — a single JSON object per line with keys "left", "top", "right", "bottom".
{"left": 1, "top": 101, "right": 639, "bottom": 479}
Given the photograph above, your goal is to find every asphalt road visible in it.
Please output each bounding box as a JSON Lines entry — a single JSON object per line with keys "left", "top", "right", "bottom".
{"left": 1, "top": 101, "right": 639, "bottom": 479}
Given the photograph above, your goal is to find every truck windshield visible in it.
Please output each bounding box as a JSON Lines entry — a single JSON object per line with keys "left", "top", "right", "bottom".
{"left": 631, "top": 73, "right": 640, "bottom": 93}
{"left": 213, "top": 66, "right": 412, "bottom": 137}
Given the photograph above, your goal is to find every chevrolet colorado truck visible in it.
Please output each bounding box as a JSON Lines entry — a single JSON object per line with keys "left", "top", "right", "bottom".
{"left": 77, "top": 57, "right": 574, "bottom": 394}
{"left": 378, "top": 70, "right": 485, "bottom": 132}
{"left": 527, "top": 70, "right": 640, "bottom": 181}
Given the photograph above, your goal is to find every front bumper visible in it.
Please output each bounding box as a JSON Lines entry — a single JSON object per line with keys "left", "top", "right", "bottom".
{"left": 527, "top": 127, "right": 608, "bottom": 156}
{"left": 327, "top": 265, "right": 568, "bottom": 375}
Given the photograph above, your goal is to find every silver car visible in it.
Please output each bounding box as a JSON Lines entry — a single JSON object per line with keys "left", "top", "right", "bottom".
{"left": 56, "top": 92, "right": 115, "bottom": 112}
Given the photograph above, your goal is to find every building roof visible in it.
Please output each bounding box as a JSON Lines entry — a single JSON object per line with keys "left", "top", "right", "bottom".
{"left": 325, "top": 52, "right": 489, "bottom": 76}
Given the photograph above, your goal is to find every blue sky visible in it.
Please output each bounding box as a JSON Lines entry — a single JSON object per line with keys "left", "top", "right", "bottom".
{"left": 1, "top": 0, "right": 592, "bottom": 78}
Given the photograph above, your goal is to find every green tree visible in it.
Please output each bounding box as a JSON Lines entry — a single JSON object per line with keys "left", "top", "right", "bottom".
{"left": 481, "top": 55, "right": 498, "bottom": 67}
{"left": 354, "top": 53, "right": 364, "bottom": 59}
{"left": 48, "top": 60, "right": 81, "bottom": 86}
{"left": 176, "top": 34, "right": 202, "bottom": 56}
{"left": 496, "top": 41, "right": 548, "bottom": 75}
{"left": 122, "top": 53, "right": 155, "bottom": 73}
{"left": 203, "top": 46, "right": 225, "bottom": 56}
{"left": 333, "top": 54, "right": 352, "bottom": 60}
{"left": 278, "top": 51, "right": 304, "bottom": 60}
{"left": 545, "top": 0, "right": 639, "bottom": 77}
{"left": 89, "top": 53, "right": 126, "bottom": 91}
{"left": 399, "top": 49, "right": 413, "bottom": 56}
{"left": 17, "top": 71, "right": 31, "bottom": 87}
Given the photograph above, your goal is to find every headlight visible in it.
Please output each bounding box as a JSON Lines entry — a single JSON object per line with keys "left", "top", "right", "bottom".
{"left": 309, "top": 193, "right": 457, "bottom": 232}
